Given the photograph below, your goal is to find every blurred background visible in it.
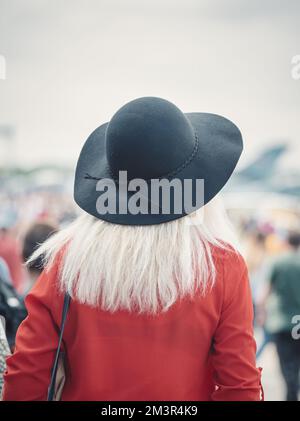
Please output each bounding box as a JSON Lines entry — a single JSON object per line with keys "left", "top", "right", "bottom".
{"left": 1, "top": 0, "right": 300, "bottom": 400}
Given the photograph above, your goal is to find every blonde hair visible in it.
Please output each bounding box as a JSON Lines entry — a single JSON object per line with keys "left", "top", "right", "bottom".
{"left": 28, "top": 196, "right": 237, "bottom": 314}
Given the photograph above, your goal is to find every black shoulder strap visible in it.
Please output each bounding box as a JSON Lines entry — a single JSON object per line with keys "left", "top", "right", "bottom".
{"left": 47, "top": 292, "right": 71, "bottom": 401}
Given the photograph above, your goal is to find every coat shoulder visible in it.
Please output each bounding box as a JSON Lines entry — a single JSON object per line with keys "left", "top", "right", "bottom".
{"left": 211, "top": 244, "right": 249, "bottom": 294}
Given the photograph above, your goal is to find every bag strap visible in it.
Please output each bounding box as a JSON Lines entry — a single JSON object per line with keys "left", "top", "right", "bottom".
{"left": 47, "top": 292, "right": 71, "bottom": 401}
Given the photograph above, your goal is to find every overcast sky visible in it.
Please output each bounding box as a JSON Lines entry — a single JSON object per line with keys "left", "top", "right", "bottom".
{"left": 0, "top": 0, "right": 299, "bottom": 170}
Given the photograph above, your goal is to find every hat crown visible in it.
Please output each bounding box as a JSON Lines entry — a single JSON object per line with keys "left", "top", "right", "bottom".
{"left": 106, "top": 97, "right": 196, "bottom": 180}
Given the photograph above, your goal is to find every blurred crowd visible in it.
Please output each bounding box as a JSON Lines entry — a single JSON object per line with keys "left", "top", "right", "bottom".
{"left": 238, "top": 214, "right": 300, "bottom": 400}
{"left": 0, "top": 187, "right": 78, "bottom": 393}
{"left": 0, "top": 188, "right": 77, "bottom": 293}
{"left": 0, "top": 186, "right": 300, "bottom": 400}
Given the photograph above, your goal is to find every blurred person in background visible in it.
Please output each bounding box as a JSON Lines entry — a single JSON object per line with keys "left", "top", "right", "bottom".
{"left": 0, "top": 218, "right": 24, "bottom": 294}
{"left": 245, "top": 230, "right": 268, "bottom": 305}
{"left": 0, "top": 256, "right": 27, "bottom": 351}
{"left": 22, "top": 222, "right": 58, "bottom": 295}
{"left": 0, "top": 256, "right": 19, "bottom": 397}
{"left": 0, "top": 258, "right": 12, "bottom": 287}
{"left": 258, "top": 231, "right": 300, "bottom": 401}
{"left": 0, "top": 314, "right": 11, "bottom": 398}
{"left": 244, "top": 230, "right": 273, "bottom": 359}
{"left": 0, "top": 229, "right": 27, "bottom": 354}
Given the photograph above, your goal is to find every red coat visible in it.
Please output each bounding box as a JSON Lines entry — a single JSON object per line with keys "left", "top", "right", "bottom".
{"left": 3, "top": 248, "right": 263, "bottom": 401}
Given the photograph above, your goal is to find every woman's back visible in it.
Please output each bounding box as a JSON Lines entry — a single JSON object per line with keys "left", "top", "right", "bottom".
{"left": 3, "top": 246, "right": 262, "bottom": 401}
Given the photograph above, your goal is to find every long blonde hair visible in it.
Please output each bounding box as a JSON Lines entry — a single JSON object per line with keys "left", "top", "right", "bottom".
{"left": 28, "top": 196, "right": 237, "bottom": 314}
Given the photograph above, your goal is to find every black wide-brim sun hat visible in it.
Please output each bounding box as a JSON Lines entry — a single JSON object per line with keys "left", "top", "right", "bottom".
{"left": 74, "top": 97, "right": 243, "bottom": 225}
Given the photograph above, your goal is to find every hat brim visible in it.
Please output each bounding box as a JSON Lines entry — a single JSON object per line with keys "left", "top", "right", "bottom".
{"left": 74, "top": 112, "right": 243, "bottom": 225}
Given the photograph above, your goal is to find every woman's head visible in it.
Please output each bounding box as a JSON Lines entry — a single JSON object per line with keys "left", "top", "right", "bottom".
{"left": 28, "top": 196, "right": 237, "bottom": 314}
{"left": 29, "top": 98, "right": 242, "bottom": 313}
{"left": 74, "top": 97, "right": 243, "bottom": 226}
